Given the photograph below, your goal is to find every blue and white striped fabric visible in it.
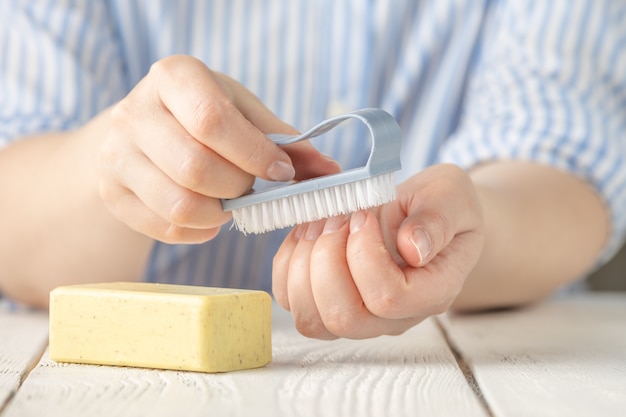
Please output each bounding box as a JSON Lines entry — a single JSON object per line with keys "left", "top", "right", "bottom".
{"left": 1, "top": 0, "right": 625, "bottom": 293}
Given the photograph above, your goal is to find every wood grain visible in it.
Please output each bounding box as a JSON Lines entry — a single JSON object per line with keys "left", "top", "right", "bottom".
{"left": 0, "top": 303, "right": 48, "bottom": 413}
{"left": 441, "top": 293, "right": 626, "bottom": 417}
{"left": 2, "top": 305, "right": 486, "bottom": 417}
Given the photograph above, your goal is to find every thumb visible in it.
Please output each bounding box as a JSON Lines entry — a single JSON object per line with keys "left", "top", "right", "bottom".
{"left": 396, "top": 211, "right": 455, "bottom": 268}
{"left": 285, "top": 143, "right": 342, "bottom": 180}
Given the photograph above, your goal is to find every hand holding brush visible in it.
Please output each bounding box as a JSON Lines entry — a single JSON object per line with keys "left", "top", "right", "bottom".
{"left": 99, "top": 55, "right": 340, "bottom": 243}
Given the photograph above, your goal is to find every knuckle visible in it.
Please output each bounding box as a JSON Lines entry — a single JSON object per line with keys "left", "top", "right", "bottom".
{"left": 189, "top": 98, "right": 232, "bottom": 138}
{"left": 98, "top": 179, "right": 116, "bottom": 206}
{"left": 168, "top": 194, "right": 197, "bottom": 226}
{"left": 177, "top": 151, "right": 207, "bottom": 190}
{"left": 177, "top": 150, "right": 255, "bottom": 198}
{"left": 149, "top": 55, "right": 185, "bottom": 78}
{"left": 222, "top": 174, "right": 254, "bottom": 199}
{"left": 148, "top": 58, "right": 168, "bottom": 76}
{"left": 98, "top": 139, "right": 116, "bottom": 166}
{"left": 98, "top": 136, "right": 131, "bottom": 171}
{"left": 323, "top": 310, "right": 357, "bottom": 337}
{"left": 109, "top": 99, "right": 134, "bottom": 126}
{"left": 365, "top": 290, "right": 404, "bottom": 319}
{"left": 294, "top": 316, "right": 327, "bottom": 338}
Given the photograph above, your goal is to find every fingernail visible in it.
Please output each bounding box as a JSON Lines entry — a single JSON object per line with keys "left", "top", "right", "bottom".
{"left": 305, "top": 220, "right": 325, "bottom": 240}
{"left": 293, "top": 224, "right": 305, "bottom": 240}
{"left": 410, "top": 227, "right": 432, "bottom": 265}
{"left": 267, "top": 160, "right": 295, "bottom": 182}
{"left": 350, "top": 211, "right": 367, "bottom": 233}
{"left": 323, "top": 215, "right": 348, "bottom": 234}
{"left": 323, "top": 155, "right": 341, "bottom": 170}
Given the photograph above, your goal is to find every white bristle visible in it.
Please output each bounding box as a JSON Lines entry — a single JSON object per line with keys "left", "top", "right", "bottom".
{"left": 231, "top": 172, "right": 396, "bottom": 234}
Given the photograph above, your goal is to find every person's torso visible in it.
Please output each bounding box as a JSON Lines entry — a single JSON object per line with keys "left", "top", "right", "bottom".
{"left": 104, "top": 0, "right": 490, "bottom": 290}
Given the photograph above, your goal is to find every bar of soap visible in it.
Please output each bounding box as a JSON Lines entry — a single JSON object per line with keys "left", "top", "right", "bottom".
{"left": 49, "top": 282, "right": 272, "bottom": 373}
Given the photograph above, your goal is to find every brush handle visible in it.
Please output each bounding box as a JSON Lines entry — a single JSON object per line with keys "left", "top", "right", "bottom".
{"left": 222, "top": 108, "right": 402, "bottom": 217}
{"left": 266, "top": 108, "right": 402, "bottom": 175}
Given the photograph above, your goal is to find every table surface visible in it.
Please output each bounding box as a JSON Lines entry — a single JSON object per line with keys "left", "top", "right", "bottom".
{"left": 1, "top": 293, "right": 625, "bottom": 417}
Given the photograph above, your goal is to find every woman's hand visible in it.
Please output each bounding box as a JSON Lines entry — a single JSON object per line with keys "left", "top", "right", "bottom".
{"left": 272, "top": 164, "right": 485, "bottom": 339}
{"left": 99, "top": 55, "right": 339, "bottom": 243}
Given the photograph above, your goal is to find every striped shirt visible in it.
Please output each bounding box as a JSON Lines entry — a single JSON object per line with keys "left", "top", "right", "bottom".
{"left": 1, "top": 0, "right": 625, "bottom": 293}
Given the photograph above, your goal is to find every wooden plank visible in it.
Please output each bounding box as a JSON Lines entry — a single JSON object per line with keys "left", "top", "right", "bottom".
{"left": 440, "top": 293, "right": 626, "bottom": 417}
{"left": 3, "top": 304, "right": 486, "bottom": 417}
{"left": 0, "top": 303, "right": 49, "bottom": 413}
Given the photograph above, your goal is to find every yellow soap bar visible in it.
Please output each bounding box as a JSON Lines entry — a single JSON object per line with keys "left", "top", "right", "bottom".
{"left": 49, "top": 282, "right": 272, "bottom": 373}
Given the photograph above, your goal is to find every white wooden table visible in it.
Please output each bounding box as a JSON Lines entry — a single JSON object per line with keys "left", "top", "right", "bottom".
{"left": 1, "top": 293, "right": 625, "bottom": 417}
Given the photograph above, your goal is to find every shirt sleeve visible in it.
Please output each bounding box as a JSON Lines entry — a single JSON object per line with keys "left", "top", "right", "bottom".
{"left": 0, "top": 1, "right": 129, "bottom": 147}
{"left": 439, "top": 0, "right": 626, "bottom": 263}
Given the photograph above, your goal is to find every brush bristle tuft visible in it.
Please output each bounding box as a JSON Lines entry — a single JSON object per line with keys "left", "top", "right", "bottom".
{"left": 231, "top": 172, "right": 396, "bottom": 234}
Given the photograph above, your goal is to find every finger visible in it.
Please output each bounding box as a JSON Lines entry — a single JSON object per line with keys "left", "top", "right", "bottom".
{"left": 99, "top": 181, "right": 220, "bottom": 244}
{"left": 150, "top": 56, "right": 295, "bottom": 182}
{"left": 272, "top": 225, "right": 303, "bottom": 311}
{"left": 395, "top": 166, "right": 482, "bottom": 267}
{"left": 104, "top": 145, "right": 230, "bottom": 230}
{"left": 348, "top": 210, "right": 473, "bottom": 319}
{"left": 403, "top": 231, "right": 483, "bottom": 313}
{"left": 308, "top": 215, "right": 410, "bottom": 338}
{"left": 346, "top": 210, "right": 417, "bottom": 319}
{"left": 126, "top": 105, "right": 255, "bottom": 198}
{"left": 284, "top": 144, "right": 342, "bottom": 181}
{"left": 286, "top": 220, "right": 337, "bottom": 340}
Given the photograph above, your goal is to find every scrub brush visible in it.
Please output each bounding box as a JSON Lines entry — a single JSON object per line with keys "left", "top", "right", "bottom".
{"left": 221, "top": 108, "right": 402, "bottom": 234}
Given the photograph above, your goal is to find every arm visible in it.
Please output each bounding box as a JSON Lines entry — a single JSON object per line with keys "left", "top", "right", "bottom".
{"left": 455, "top": 161, "right": 609, "bottom": 311}
{"left": 271, "top": 162, "right": 608, "bottom": 339}
{"left": 0, "top": 57, "right": 340, "bottom": 309}
{"left": 0, "top": 2, "right": 141, "bottom": 307}
{"left": 0, "top": 112, "right": 152, "bottom": 308}
{"left": 445, "top": 0, "right": 626, "bottom": 308}
{"left": 272, "top": 0, "right": 626, "bottom": 339}
{"left": 1, "top": 2, "right": 341, "bottom": 307}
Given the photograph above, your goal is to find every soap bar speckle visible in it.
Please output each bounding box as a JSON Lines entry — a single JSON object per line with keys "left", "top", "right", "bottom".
{"left": 49, "top": 282, "right": 272, "bottom": 373}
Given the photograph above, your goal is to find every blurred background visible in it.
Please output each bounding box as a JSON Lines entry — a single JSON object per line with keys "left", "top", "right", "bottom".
{"left": 588, "top": 243, "right": 626, "bottom": 291}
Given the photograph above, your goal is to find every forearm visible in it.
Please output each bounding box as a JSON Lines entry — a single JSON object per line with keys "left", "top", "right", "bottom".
{"left": 453, "top": 161, "right": 609, "bottom": 311}
{"left": 0, "top": 110, "right": 153, "bottom": 308}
